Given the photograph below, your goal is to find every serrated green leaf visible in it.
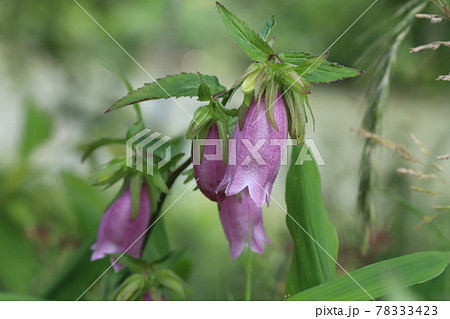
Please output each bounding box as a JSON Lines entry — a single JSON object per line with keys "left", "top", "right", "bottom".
{"left": 285, "top": 147, "right": 338, "bottom": 296}
{"left": 279, "top": 51, "right": 315, "bottom": 64}
{"left": 107, "top": 73, "right": 226, "bottom": 112}
{"left": 216, "top": 2, "right": 275, "bottom": 62}
{"left": 305, "top": 61, "right": 364, "bottom": 83}
{"left": 287, "top": 252, "right": 450, "bottom": 301}
{"left": 260, "top": 15, "right": 276, "bottom": 41}
{"left": 279, "top": 51, "right": 364, "bottom": 83}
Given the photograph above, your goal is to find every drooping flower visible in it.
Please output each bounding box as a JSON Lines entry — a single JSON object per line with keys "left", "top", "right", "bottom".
{"left": 91, "top": 183, "right": 151, "bottom": 271}
{"left": 217, "top": 93, "right": 288, "bottom": 207}
{"left": 218, "top": 193, "right": 271, "bottom": 259}
{"left": 193, "top": 122, "right": 227, "bottom": 202}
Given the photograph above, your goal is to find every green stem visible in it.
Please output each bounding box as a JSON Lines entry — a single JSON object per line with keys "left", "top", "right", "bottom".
{"left": 245, "top": 250, "right": 252, "bottom": 301}
{"left": 133, "top": 104, "right": 143, "bottom": 122}
{"left": 143, "top": 157, "right": 192, "bottom": 242}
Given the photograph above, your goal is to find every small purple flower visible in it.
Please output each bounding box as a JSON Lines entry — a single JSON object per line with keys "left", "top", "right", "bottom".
{"left": 219, "top": 194, "right": 271, "bottom": 259}
{"left": 217, "top": 93, "right": 288, "bottom": 207}
{"left": 91, "top": 183, "right": 151, "bottom": 272}
{"left": 193, "top": 123, "right": 227, "bottom": 202}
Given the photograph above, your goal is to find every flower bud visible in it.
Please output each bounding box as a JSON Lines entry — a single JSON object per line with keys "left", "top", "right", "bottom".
{"left": 193, "top": 123, "right": 227, "bottom": 202}
{"left": 218, "top": 194, "right": 271, "bottom": 258}
{"left": 91, "top": 183, "right": 151, "bottom": 271}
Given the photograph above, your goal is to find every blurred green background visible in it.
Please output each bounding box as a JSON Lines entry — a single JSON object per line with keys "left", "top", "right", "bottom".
{"left": 0, "top": 0, "right": 449, "bottom": 300}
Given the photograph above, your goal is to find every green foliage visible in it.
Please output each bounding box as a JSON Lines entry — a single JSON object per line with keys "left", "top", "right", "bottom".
{"left": 287, "top": 252, "right": 450, "bottom": 301}
{"left": 20, "top": 100, "right": 53, "bottom": 159}
{"left": 285, "top": 146, "right": 339, "bottom": 296}
{"left": 216, "top": 2, "right": 275, "bottom": 62}
{"left": 0, "top": 210, "right": 40, "bottom": 293}
{"left": 279, "top": 51, "right": 363, "bottom": 83}
{"left": 259, "top": 15, "right": 276, "bottom": 41}
{"left": 81, "top": 137, "right": 125, "bottom": 163}
{"left": 197, "top": 78, "right": 212, "bottom": 102}
{"left": 107, "top": 73, "right": 226, "bottom": 112}
{"left": 42, "top": 236, "right": 110, "bottom": 300}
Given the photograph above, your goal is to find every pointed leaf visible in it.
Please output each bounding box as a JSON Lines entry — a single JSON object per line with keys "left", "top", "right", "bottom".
{"left": 216, "top": 2, "right": 275, "bottom": 62}
{"left": 260, "top": 15, "right": 276, "bottom": 40}
{"left": 287, "top": 251, "right": 450, "bottom": 301}
{"left": 107, "top": 73, "right": 226, "bottom": 112}
{"left": 197, "top": 78, "right": 212, "bottom": 102}
{"left": 279, "top": 51, "right": 364, "bottom": 83}
{"left": 285, "top": 147, "right": 339, "bottom": 296}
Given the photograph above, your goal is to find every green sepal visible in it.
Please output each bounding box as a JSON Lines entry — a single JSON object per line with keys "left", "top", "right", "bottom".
{"left": 182, "top": 168, "right": 195, "bottom": 184}
{"left": 151, "top": 249, "right": 188, "bottom": 270}
{"left": 264, "top": 80, "right": 280, "bottom": 131}
{"left": 304, "top": 94, "right": 315, "bottom": 130}
{"left": 224, "top": 63, "right": 261, "bottom": 104}
{"left": 216, "top": 118, "right": 229, "bottom": 164}
{"left": 112, "top": 254, "right": 149, "bottom": 274}
{"left": 283, "top": 90, "right": 306, "bottom": 144}
{"left": 293, "top": 52, "right": 329, "bottom": 77}
{"left": 241, "top": 68, "right": 261, "bottom": 94}
{"left": 114, "top": 273, "right": 148, "bottom": 301}
{"left": 197, "top": 76, "right": 212, "bottom": 102}
{"left": 146, "top": 170, "right": 169, "bottom": 194}
{"left": 253, "top": 71, "right": 269, "bottom": 106}
{"left": 191, "top": 121, "right": 213, "bottom": 168}
{"left": 186, "top": 105, "right": 212, "bottom": 139}
{"left": 187, "top": 100, "right": 228, "bottom": 163}
{"left": 281, "top": 72, "right": 311, "bottom": 95}
{"left": 89, "top": 157, "right": 126, "bottom": 187}
{"left": 157, "top": 269, "right": 186, "bottom": 299}
{"left": 237, "top": 94, "right": 253, "bottom": 130}
{"left": 130, "top": 174, "right": 144, "bottom": 220}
